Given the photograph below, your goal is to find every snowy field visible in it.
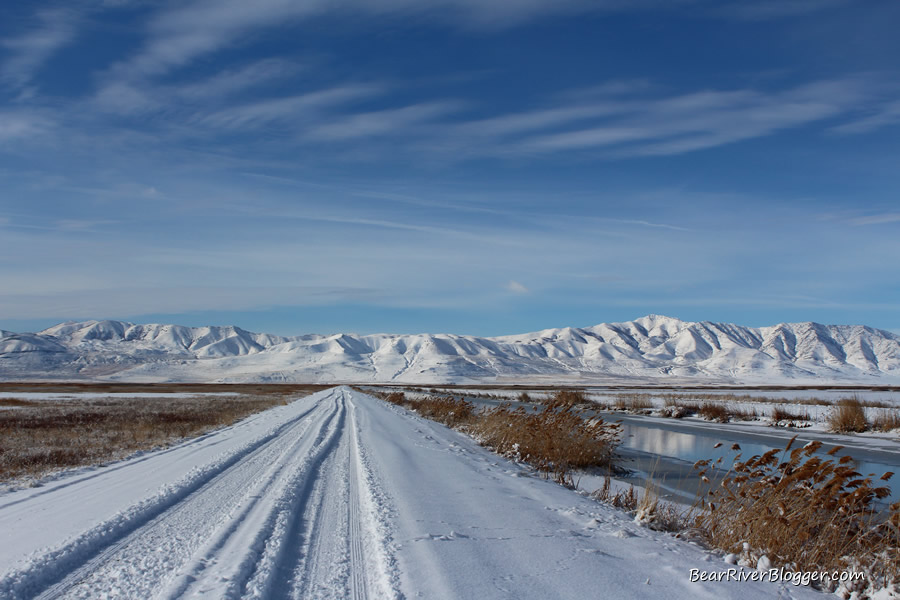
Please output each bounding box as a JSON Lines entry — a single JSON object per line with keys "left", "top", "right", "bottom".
{"left": 0, "top": 387, "right": 827, "bottom": 599}
{"left": 0, "top": 392, "right": 241, "bottom": 401}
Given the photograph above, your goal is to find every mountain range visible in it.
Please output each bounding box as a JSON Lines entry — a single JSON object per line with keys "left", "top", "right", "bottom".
{"left": 2, "top": 315, "right": 899, "bottom": 384}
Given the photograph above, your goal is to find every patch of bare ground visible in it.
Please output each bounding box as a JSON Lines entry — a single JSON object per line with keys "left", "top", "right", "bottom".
{"left": 0, "top": 385, "right": 327, "bottom": 482}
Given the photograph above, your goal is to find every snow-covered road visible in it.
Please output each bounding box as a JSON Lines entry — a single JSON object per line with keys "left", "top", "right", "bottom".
{"left": 1, "top": 388, "right": 820, "bottom": 599}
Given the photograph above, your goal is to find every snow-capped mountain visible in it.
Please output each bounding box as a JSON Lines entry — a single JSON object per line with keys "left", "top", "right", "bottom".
{"left": 1, "top": 315, "right": 899, "bottom": 384}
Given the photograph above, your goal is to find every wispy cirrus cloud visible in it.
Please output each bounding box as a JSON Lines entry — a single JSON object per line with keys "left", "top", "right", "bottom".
{"left": 849, "top": 213, "right": 900, "bottom": 226}
{"left": 194, "top": 85, "right": 383, "bottom": 131}
{"left": 713, "top": 0, "right": 849, "bottom": 20}
{"left": 306, "top": 101, "right": 463, "bottom": 141}
{"left": 109, "top": 0, "right": 692, "bottom": 82}
{"left": 435, "top": 79, "right": 875, "bottom": 159}
{"left": 832, "top": 100, "right": 900, "bottom": 134}
{"left": 1, "top": 7, "right": 78, "bottom": 93}
{"left": 0, "top": 110, "right": 49, "bottom": 142}
{"left": 92, "top": 58, "right": 304, "bottom": 116}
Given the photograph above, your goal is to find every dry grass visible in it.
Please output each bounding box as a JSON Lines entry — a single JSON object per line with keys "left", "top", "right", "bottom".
{"left": 378, "top": 390, "right": 620, "bottom": 486}
{"left": 0, "top": 398, "right": 41, "bottom": 408}
{"left": 412, "top": 395, "right": 476, "bottom": 428}
{"left": 770, "top": 406, "right": 811, "bottom": 426}
{"left": 380, "top": 390, "right": 477, "bottom": 428}
{"left": 592, "top": 475, "right": 685, "bottom": 532}
{"left": 470, "top": 404, "right": 620, "bottom": 485}
{"left": 613, "top": 393, "right": 653, "bottom": 412}
{"left": 544, "top": 389, "right": 587, "bottom": 410}
{"left": 698, "top": 403, "right": 731, "bottom": 422}
{"left": 872, "top": 409, "right": 900, "bottom": 433}
{"left": 659, "top": 404, "right": 691, "bottom": 418}
{"left": 828, "top": 398, "right": 870, "bottom": 433}
{"left": 848, "top": 397, "right": 892, "bottom": 409}
{"left": 593, "top": 476, "right": 639, "bottom": 510}
{"left": 658, "top": 399, "right": 758, "bottom": 421}
{"left": 0, "top": 386, "right": 326, "bottom": 482}
{"left": 660, "top": 398, "right": 701, "bottom": 418}
{"left": 693, "top": 437, "right": 899, "bottom": 594}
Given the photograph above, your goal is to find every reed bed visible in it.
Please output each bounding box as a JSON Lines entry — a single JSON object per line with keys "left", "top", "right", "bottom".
{"left": 828, "top": 398, "right": 870, "bottom": 433}
{"left": 693, "top": 437, "right": 899, "bottom": 595}
{"left": 613, "top": 393, "right": 654, "bottom": 412}
{"left": 379, "top": 389, "right": 620, "bottom": 486}
{"left": 872, "top": 410, "right": 900, "bottom": 433}
{"left": 770, "top": 406, "right": 811, "bottom": 426}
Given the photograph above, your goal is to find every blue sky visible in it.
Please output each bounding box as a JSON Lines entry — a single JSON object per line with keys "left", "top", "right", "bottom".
{"left": 1, "top": 0, "right": 899, "bottom": 336}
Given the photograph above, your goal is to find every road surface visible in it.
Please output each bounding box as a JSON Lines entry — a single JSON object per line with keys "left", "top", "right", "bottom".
{"left": 0, "top": 387, "right": 820, "bottom": 599}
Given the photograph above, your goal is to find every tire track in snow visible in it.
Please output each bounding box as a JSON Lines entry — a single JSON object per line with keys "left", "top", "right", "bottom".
{"left": 3, "top": 388, "right": 404, "bottom": 600}
{"left": 237, "top": 388, "right": 400, "bottom": 600}
{"left": 347, "top": 395, "right": 403, "bottom": 600}
{"left": 0, "top": 391, "right": 335, "bottom": 600}
{"left": 235, "top": 395, "right": 349, "bottom": 600}
{"left": 283, "top": 405, "right": 350, "bottom": 599}
{"left": 45, "top": 395, "right": 339, "bottom": 600}
{"left": 348, "top": 405, "right": 369, "bottom": 600}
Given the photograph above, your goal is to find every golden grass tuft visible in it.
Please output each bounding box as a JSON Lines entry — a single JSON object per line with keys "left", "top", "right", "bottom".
{"left": 592, "top": 475, "right": 685, "bottom": 532}
{"left": 770, "top": 406, "right": 811, "bottom": 425}
{"left": 378, "top": 390, "right": 620, "bottom": 487}
{"left": 413, "top": 396, "right": 476, "bottom": 428}
{"left": 469, "top": 404, "right": 620, "bottom": 485}
{"left": 613, "top": 393, "right": 653, "bottom": 412}
{"left": 544, "top": 389, "right": 587, "bottom": 410}
{"left": 872, "top": 409, "right": 900, "bottom": 433}
{"left": 698, "top": 403, "right": 731, "bottom": 422}
{"left": 827, "top": 397, "right": 869, "bottom": 433}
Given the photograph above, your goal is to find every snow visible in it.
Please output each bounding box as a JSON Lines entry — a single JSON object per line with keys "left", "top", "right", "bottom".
{"left": 0, "top": 387, "right": 824, "bottom": 599}
{"left": 0, "top": 392, "right": 240, "bottom": 400}
{"left": 2, "top": 316, "right": 900, "bottom": 383}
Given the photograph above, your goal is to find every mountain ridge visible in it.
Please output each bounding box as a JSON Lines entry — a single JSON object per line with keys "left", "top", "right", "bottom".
{"left": 1, "top": 316, "right": 898, "bottom": 384}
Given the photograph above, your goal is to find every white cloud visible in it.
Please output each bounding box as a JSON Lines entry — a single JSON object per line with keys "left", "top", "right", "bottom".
{"left": 92, "top": 81, "right": 160, "bottom": 115}
{"left": 195, "top": 85, "right": 382, "bottom": 130}
{"left": 849, "top": 213, "right": 900, "bottom": 226}
{"left": 111, "top": 0, "right": 671, "bottom": 81}
{"left": 92, "top": 59, "right": 303, "bottom": 116}
{"left": 441, "top": 79, "right": 873, "bottom": 158}
{"left": 306, "top": 102, "right": 462, "bottom": 141}
{"left": 833, "top": 100, "right": 900, "bottom": 134}
{"left": 714, "top": 0, "right": 848, "bottom": 20}
{"left": 506, "top": 280, "right": 529, "bottom": 294}
{"left": 177, "top": 59, "right": 300, "bottom": 101}
{"left": 0, "top": 111, "right": 48, "bottom": 142}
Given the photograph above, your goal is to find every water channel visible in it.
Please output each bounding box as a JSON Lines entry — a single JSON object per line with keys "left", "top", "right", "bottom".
{"left": 454, "top": 395, "right": 900, "bottom": 507}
